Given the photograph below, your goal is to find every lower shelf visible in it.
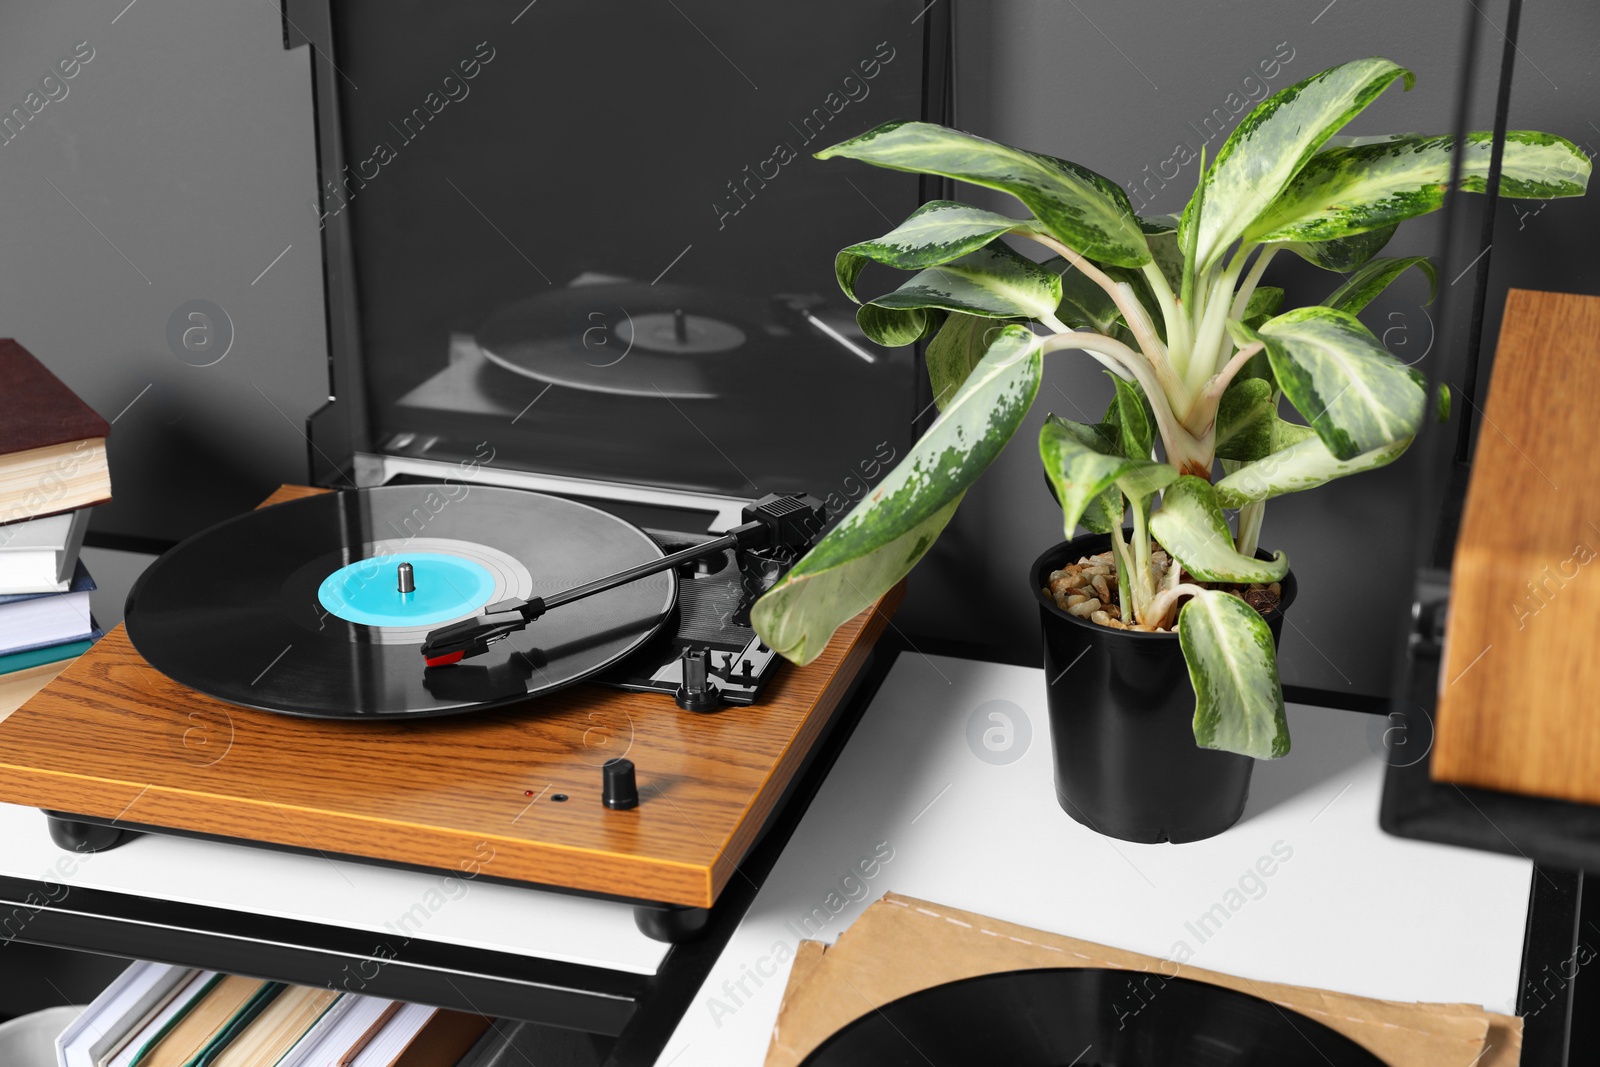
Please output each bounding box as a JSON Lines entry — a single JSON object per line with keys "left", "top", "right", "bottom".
{"left": 40, "top": 812, "right": 711, "bottom": 945}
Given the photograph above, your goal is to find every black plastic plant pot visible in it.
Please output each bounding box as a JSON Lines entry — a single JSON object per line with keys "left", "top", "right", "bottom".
{"left": 1032, "top": 531, "right": 1298, "bottom": 844}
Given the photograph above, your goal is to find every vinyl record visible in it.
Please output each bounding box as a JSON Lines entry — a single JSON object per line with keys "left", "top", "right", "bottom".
{"left": 799, "top": 968, "right": 1385, "bottom": 1067}
{"left": 476, "top": 283, "right": 766, "bottom": 399}
{"left": 124, "top": 486, "right": 676, "bottom": 719}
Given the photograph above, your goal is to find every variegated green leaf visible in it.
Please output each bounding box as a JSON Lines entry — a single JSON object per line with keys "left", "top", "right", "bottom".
{"left": 1080, "top": 486, "right": 1125, "bottom": 536}
{"left": 1150, "top": 476, "right": 1288, "bottom": 583}
{"left": 924, "top": 312, "right": 1018, "bottom": 411}
{"left": 1182, "top": 58, "right": 1413, "bottom": 271}
{"left": 1039, "top": 414, "right": 1176, "bottom": 536}
{"left": 1272, "top": 416, "right": 1318, "bottom": 452}
{"left": 1242, "top": 286, "right": 1284, "bottom": 328}
{"left": 1087, "top": 447, "right": 1134, "bottom": 534}
{"left": 1248, "top": 131, "right": 1591, "bottom": 244}
{"left": 834, "top": 200, "right": 1039, "bottom": 302}
{"left": 1180, "top": 590, "right": 1290, "bottom": 759}
{"left": 1139, "top": 213, "right": 1185, "bottom": 292}
{"left": 864, "top": 242, "right": 1061, "bottom": 330}
{"left": 816, "top": 121, "right": 1151, "bottom": 267}
{"left": 1214, "top": 378, "right": 1276, "bottom": 461}
{"left": 1116, "top": 463, "right": 1179, "bottom": 504}
{"left": 1323, "top": 256, "right": 1437, "bottom": 314}
{"left": 1234, "top": 287, "right": 1285, "bottom": 385}
{"left": 1106, "top": 374, "right": 1154, "bottom": 462}
{"left": 856, "top": 303, "right": 941, "bottom": 346}
{"left": 756, "top": 495, "right": 964, "bottom": 663}
{"left": 1040, "top": 416, "right": 1134, "bottom": 536}
{"left": 753, "top": 326, "right": 1042, "bottom": 664}
{"left": 1282, "top": 224, "right": 1398, "bottom": 271}
{"left": 855, "top": 240, "right": 1055, "bottom": 348}
{"left": 1213, "top": 433, "right": 1411, "bottom": 507}
{"left": 1320, "top": 133, "right": 1417, "bottom": 149}
{"left": 1106, "top": 377, "right": 1169, "bottom": 507}
{"left": 1248, "top": 306, "right": 1425, "bottom": 460}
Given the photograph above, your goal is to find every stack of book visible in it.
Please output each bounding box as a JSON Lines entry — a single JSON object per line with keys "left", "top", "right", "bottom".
{"left": 0, "top": 340, "right": 112, "bottom": 714}
{"left": 58, "top": 963, "right": 492, "bottom": 1067}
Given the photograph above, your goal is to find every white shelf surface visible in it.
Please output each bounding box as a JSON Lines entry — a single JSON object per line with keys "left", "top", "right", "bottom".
{"left": 659, "top": 653, "right": 1533, "bottom": 1066}
{"left": 0, "top": 802, "right": 669, "bottom": 976}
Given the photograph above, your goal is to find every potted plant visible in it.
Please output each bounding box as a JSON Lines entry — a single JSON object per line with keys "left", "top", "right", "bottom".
{"left": 750, "top": 57, "right": 1590, "bottom": 842}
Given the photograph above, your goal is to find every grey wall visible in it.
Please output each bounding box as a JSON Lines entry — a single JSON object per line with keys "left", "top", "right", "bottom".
{"left": 0, "top": 1, "right": 328, "bottom": 544}
{"left": 1, "top": 0, "right": 1591, "bottom": 696}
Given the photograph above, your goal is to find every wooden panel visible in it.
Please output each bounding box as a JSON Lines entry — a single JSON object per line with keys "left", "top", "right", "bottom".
{"left": 0, "top": 485, "right": 902, "bottom": 908}
{"left": 1433, "top": 289, "right": 1600, "bottom": 804}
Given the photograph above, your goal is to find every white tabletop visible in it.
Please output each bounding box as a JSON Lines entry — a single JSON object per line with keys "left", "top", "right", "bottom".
{"left": 0, "top": 802, "right": 669, "bottom": 975}
{"left": 658, "top": 653, "right": 1533, "bottom": 1066}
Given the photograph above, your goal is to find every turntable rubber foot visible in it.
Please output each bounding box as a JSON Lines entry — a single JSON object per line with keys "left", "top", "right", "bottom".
{"left": 44, "top": 812, "right": 140, "bottom": 854}
{"left": 633, "top": 904, "right": 712, "bottom": 943}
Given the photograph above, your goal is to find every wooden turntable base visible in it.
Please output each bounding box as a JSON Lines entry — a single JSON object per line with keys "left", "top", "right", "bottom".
{"left": 0, "top": 487, "right": 901, "bottom": 924}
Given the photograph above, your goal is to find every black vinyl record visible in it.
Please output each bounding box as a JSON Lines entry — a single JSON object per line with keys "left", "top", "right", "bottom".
{"left": 476, "top": 282, "right": 767, "bottom": 400}
{"left": 799, "top": 968, "right": 1385, "bottom": 1067}
{"left": 124, "top": 486, "right": 675, "bottom": 719}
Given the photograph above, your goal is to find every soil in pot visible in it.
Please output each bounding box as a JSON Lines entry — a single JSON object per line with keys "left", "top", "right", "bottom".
{"left": 1032, "top": 532, "right": 1297, "bottom": 845}
{"left": 1043, "top": 545, "right": 1283, "bottom": 632}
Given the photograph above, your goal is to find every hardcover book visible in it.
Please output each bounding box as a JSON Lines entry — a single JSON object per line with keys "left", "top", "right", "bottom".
{"left": 0, "top": 508, "right": 90, "bottom": 591}
{"left": 0, "top": 339, "right": 112, "bottom": 526}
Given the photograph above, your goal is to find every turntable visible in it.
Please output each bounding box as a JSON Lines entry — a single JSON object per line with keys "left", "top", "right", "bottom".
{"left": 0, "top": 484, "right": 903, "bottom": 941}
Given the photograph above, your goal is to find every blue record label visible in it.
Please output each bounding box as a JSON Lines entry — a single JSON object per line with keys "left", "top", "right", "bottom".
{"left": 317, "top": 552, "right": 496, "bottom": 627}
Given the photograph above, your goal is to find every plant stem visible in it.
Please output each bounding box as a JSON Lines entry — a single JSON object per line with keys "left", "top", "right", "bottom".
{"left": 1039, "top": 312, "right": 1134, "bottom": 381}
{"left": 1132, "top": 501, "right": 1153, "bottom": 586}
{"left": 1195, "top": 341, "right": 1266, "bottom": 412}
{"left": 1184, "top": 291, "right": 1222, "bottom": 397}
{"left": 1236, "top": 498, "right": 1266, "bottom": 557}
{"left": 1229, "top": 245, "right": 1277, "bottom": 321}
{"left": 1140, "top": 260, "right": 1182, "bottom": 351}
{"left": 1129, "top": 496, "right": 1155, "bottom": 624}
{"left": 1180, "top": 146, "right": 1206, "bottom": 312}
{"left": 1185, "top": 254, "right": 1245, "bottom": 397}
{"left": 1027, "top": 233, "right": 1184, "bottom": 402}
{"left": 1029, "top": 235, "right": 1156, "bottom": 348}
{"left": 1181, "top": 264, "right": 1215, "bottom": 396}
{"left": 1146, "top": 582, "right": 1211, "bottom": 630}
{"left": 1109, "top": 516, "right": 1134, "bottom": 620}
{"left": 1039, "top": 331, "right": 1199, "bottom": 466}
{"left": 1116, "top": 280, "right": 1164, "bottom": 356}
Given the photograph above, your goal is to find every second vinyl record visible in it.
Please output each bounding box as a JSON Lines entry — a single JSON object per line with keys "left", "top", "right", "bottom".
{"left": 799, "top": 968, "right": 1386, "bottom": 1066}
{"left": 124, "top": 485, "right": 676, "bottom": 719}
